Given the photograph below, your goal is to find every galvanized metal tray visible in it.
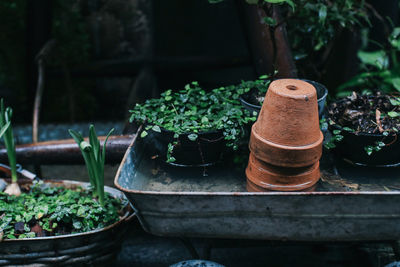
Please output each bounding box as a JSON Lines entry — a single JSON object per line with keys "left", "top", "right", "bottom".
{"left": 115, "top": 133, "right": 400, "bottom": 241}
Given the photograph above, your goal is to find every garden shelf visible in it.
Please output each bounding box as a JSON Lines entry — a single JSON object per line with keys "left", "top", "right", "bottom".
{"left": 115, "top": 133, "right": 400, "bottom": 242}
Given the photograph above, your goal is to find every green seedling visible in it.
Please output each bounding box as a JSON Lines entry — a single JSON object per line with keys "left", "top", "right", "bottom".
{"left": 0, "top": 99, "right": 19, "bottom": 196}
{"left": 69, "top": 125, "right": 114, "bottom": 206}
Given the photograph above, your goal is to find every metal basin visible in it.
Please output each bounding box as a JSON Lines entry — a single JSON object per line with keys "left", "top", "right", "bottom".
{"left": 115, "top": 134, "right": 400, "bottom": 242}
{"left": 0, "top": 180, "right": 134, "bottom": 266}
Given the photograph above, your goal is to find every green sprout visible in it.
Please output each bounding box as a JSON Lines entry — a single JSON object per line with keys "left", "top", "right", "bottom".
{"left": 69, "top": 125, "right": 114, "bottom": 206}
{"left": 0, "top": 99, "right": 19, "bottom": 196}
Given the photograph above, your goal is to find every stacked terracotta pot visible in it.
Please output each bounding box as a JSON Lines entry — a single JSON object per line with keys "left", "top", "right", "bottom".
{"left": 246, "top": 79, "right": 323, "bottom": 192}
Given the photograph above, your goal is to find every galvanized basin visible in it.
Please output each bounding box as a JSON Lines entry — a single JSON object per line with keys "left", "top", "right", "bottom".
{"left": 0, "top": 180, "right": 134, "bottom": 266}
{"left": 115, "top": 133, "right": 400, "bottom": 241}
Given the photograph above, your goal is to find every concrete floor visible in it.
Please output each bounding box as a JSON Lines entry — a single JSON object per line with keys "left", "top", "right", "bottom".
{"left": 114, "top": 221, "right": 397, "bottom": 267}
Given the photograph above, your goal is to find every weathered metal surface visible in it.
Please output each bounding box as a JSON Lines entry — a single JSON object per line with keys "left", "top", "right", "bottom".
{"left": 115, "top": 134, "right": 400, "bottom": 241}
{"left": 0, "top": 135, "right": 133, "bottom": 165}
{"left": 0, "top": 180, "right": 134, "bottom": 266}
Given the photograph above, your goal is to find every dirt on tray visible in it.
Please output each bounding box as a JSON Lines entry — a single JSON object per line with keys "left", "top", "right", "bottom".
{"left": 328, "top": 92, "right": 400, "bottom": 134}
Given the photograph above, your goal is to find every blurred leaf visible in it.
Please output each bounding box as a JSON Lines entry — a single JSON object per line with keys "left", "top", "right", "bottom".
{"left": 318, "top": 5, "right": 327, "bottom": 24}
{"left": 263, "top": 16, "right": 277, "bottom": 26}
{"left": 357, "top": 50, "right": 388, "bottom": 69}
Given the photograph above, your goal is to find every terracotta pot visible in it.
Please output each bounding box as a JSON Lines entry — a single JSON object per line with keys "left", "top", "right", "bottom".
{"left": 246, "top": 153, "right": 320, "bottom": 191}
{"left": 249, "top": 79, "right": 323, "bottom": 167}
{"left": 246, "top": 79, "right": 323, "bottom": 192}
{"left": 246, "top": 179, "right": 317, "bottom": 192}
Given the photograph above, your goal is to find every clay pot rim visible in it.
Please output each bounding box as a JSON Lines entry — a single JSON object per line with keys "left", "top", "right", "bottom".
{"left": 246, "top": 179, "right": 318, "bottom": 192}
{"left": 246, "top": 169, "right": 320, "bottom": 191}
{"left": 246, "top": 160, "right": 320, "bottom": 191}
{"left": 251, "top": 127, "right": 324, "bottom": 150}
{"left": 145, "top": 123, "right": 223, "bottom": 137}
{"left": 249, "top": 154, "right": 319, "bottom": 178}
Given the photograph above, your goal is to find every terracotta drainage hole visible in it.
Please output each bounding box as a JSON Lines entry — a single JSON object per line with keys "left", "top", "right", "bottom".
{"left": 286, "top": 85, "right": 298, "bottom": 90}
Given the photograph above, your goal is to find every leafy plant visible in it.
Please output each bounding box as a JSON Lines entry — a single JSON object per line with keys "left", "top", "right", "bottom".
{"left": 209, "top": 0, "right": 369, "bottom": 79}
{"left": 69, "top": 125, "right": 114, "bottom": 206}
{"left": 286, "top": 0, "right": 368, "bottom": 60}
{"left": 238, "top": 75, "right": 273, "bottom": 106}
{"left": 129, "top": 82, "right": 257, "bottom": 162}
{"left": 337, "top": 27, "right": 400, "bottom": 96}
{"left": 0, "top": 183, "right": 122, "bottom": 239}
{"left": 0, "top": 99, "right": 20, "bottom": 196}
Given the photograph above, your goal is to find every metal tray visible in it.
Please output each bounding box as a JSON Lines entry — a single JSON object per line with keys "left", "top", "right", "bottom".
{"left": 114, "top": 133, "right": 400, "bottom": 241}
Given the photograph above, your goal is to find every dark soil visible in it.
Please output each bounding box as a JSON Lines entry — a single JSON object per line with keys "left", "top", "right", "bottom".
{"left": 328, "top": 92, "right": 400, "bottom": 134}
{"left": 242, "top": 88, "right": 265, "bottom": 106}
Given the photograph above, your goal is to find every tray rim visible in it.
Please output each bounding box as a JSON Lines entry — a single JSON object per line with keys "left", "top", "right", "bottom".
{"left": 114, "top": 127, "right": 400, "bottom": 197}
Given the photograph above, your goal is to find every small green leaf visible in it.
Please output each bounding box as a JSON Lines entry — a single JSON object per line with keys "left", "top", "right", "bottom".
{"left": 335, "top": 135, "right": 344, "bottom": 142}
{"left": 73, "top": 221, "right": 82, "bottom": 230}
{"left": 333, "top": 129, "right": 341, "bottom": 135}
{"left": 388, "top": 111, "right": 400, "bottom": 118}
{"left": 201, "top": 116, "right": 209, "bottom": 124}
{"left": 318, "top": 5, "right": 327, "bottom": 24}
{"left": 357, "top": 50, "right": 388, "bottom": 69}
{"left": 342, "top": 127, "right": 354, "bottom": 132}
{"left": 152, "top": 125, "right": 161, "bottom": 133}
{"left": 166, "top": 156, "right": 176, "bottom": 163}
{"left": 390, "top": 98, "right": 400, "bottom": 106}
{"left": 188, "top": 133, "right": 198, "bottom": 141}
{"left": 377, "top": 141, "right": 385, "bottom": 147}
{"left": 263, "top": 17, "right": 276, "bottom": 26}
{"left": 140, "top": 131, "right": 148, "bottom": 138}
{"left": 364, "top": 146, "right": 373, "bottom": 155}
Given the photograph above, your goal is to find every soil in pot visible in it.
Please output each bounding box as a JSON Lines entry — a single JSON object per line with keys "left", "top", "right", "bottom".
{"left": 327, "top": 92, "right": 400, "bottom": 166}
{"left": 0, "top": 179, "right": 127, "bottom": 240}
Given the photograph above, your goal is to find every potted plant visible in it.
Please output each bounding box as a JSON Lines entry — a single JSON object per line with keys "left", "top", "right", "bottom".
{"left": 325, "top": 27, "right": 400, "bottom": 167}
{"left": 0, "top": 101, "right": 133, "bottom": 265}
{"left": 325, "top": 92, "right": 399, "bottom": 167}
{"left": 129, "top": 81, "right": 256, "bottom": 166}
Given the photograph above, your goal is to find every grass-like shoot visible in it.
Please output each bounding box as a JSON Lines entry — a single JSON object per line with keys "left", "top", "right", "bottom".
{"left": 0, "top": 99, "right": 20, "bottom": 196}
{"left": 69, "top": 125, "right": 114, "bottom": 206}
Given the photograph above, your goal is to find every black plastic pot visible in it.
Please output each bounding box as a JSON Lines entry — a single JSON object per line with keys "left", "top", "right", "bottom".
{"left": 239, "top": 79, "right": 328, "bottom": 118}
{"left": 330, "top": 126, "right": 400, "bottom": 167}
{"left": 147, "top": 127, "right": 225, "bottom": 167}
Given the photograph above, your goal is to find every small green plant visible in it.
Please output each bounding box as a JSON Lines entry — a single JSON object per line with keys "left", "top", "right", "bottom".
{"left": 69, "top": 125, "right": 114, "bottom": 206}
{"left": 0, "top": 183, "right": 121, "bottom": 239}
{"left": 0, "top": 99, "right": 20, "bottom": 196}
{"left": 130, "top": 81, "right": 257, "bottom": 162}
{"left": 238, "top": 75, "right": 272, "bottom": 105}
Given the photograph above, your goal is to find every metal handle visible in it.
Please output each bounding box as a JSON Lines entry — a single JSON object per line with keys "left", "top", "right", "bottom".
{"left": 0, "top": 163, "right": 39, "bottom": 181}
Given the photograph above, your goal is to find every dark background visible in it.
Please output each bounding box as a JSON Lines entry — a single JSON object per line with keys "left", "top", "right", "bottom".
{"left": 0, "top": 0, "right": 398, "bottom": 124}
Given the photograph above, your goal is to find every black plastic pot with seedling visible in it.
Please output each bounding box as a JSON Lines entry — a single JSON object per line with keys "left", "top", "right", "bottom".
{"left": 130, "top": 81, "right": 256, "bottom": 167}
